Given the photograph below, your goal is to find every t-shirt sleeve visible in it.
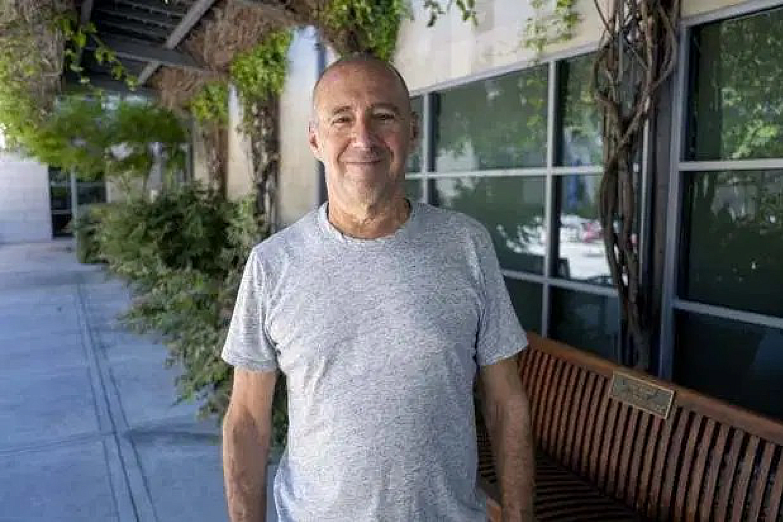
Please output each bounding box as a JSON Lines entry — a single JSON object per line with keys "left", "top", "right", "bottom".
{"left": 221, "top": 248, "right": 278, "bottom": 372}
{"left": 475, "top": 228, "right": 529, "bottom": 367}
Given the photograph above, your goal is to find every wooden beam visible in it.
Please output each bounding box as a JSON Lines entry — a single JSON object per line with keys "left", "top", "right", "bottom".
{"left": 137, "top": 0, "right": 218, "bottom": 85}
{"left": 64, "top": 75, "right": 158, "bottom": 98}
{"left": 113, "top": 0, "right": 188, "bottom": 17}
{"left": 94, "top": 6, "right": 179, "bottom": 28}
{"left": 81, "top": 0, "right": 95, "bottom": 25}
{"left": 96, "top": 19, "right": 171, "bottom": 40}
{"left": 87, "top": 36, "right": 205, "bottom": 71}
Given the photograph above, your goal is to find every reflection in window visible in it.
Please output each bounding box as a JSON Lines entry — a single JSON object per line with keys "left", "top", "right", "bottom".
{"left": 434, "top": 66, "right": 548, "bottom": 171}
{"left": 687, "top": 7, "right": 783, "bottom": 160}
{"left": 432, "top": 176, "right": 546, "bottom": 273}
{"left": 557, "top": 54, "right": 602, "bottom": 166}
{"left": 674, "top": 311, "right": 783, "bottom": 421}
{"left": 504, "top": 277, "right": 542, "bottom": 334}
{"left": 406, "top": 97, "right": 423, "bottom": 173}
{"left": 550, "top": 287, "right": 620, "bottom": 362}
{"left": 681, "top": 170, "right": 783, "bottom": 318}
{"left": 404, "top": 179, "right": 423, "bottom": 202}
{"left": 555, "top": 175, "right": 611, "bottom": 285}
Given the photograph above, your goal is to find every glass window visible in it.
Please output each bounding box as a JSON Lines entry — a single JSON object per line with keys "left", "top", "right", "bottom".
{"left": 674, "top": 311, "right": 783, "bottom": 421}
{"left": 50, "top": 186, "right": 71, "bottom": 211}
{"left": 504, "top": 277, "right": 543, "bottom": 334}
{"left": 49, "top": 167, "right": 69, "bottom": 184}
{"left": 432, "top": 176, "right": 546, "bottom": 273}
{"left": 434, "top": 66, "right": 548, "bottom": 171}
{"left": 406, "top": 97, "right": 423, "bottom": 173}
{"left": 404, "top": 179, "right": 423, "bottom": 202}
{"left": 686, "top": 7, "right": 783, "bottom": 160}
{"left": 681, "top": 170, "right": 783, "bottom": 318}
{"left": 557, "top": 54, "right": 602, "bottom": 167}
{"left": 77, "top": 183, "right": 107, "bottom": 206}
{"left": 550, "top": 287, "right": 620, "bottom": 362}
{"left": 555, "top": 175, "right": 612, "bottom": 285}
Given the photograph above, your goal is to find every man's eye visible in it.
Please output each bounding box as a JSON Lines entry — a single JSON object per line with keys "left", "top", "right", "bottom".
{"left": 332, "top": 116, "right": 351, "bottom": 124}
{"left": 375, "top": 113, "right": 395, "bottom": 121}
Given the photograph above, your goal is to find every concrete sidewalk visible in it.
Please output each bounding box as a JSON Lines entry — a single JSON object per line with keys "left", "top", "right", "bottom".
{"left": 0, "top": 241, "right": 276, "bottom": 522}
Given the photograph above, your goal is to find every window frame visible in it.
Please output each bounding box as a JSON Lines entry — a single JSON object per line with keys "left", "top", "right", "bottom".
{"left": 659, "top": 0, "right": 783, "bottom": 379}
{"left": 406, "top": 44, "right": 652, "bottom": 360}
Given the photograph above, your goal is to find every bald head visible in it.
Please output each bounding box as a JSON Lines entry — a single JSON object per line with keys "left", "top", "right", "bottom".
{"left": 312, "top": 54, "right": 411, "bottom": 120}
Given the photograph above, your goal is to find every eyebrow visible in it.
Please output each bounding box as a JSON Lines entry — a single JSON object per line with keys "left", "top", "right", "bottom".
{"left": 328, "top": 103, "right": 402, "bottom": 117}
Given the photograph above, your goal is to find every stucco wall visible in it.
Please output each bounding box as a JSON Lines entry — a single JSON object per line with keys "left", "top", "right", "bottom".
{"left": 277, "top": 27, "right": 321, "bottom": 228}
{"left": 226, "top": 84, "right": 256, "bottom": 200}
{"left": 0, "top": 153, "right": 51, "bottom": 243}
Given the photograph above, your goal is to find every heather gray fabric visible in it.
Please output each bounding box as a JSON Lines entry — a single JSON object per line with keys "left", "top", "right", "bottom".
{"left": 221, "top": 198, "right": 529, "bottom": 522}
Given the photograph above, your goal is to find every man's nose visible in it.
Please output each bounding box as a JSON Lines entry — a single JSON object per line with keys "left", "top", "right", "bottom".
{"left": 351, "top": 116, "right": 376, "bottom": 148}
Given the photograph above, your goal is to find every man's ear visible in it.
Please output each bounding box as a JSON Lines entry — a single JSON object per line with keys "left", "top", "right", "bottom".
{"left": 308, "top": 121, "right": 323, "bottom": 162}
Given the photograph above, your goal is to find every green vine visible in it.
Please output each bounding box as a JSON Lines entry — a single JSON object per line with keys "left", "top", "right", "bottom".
{"left": 230, "top": 30, "right": 291, "bottom": 107}
{"left": 57, "top": 14, "right": 138, "bottom": 90}
{"left": 191, "top": 81, "right": 229, "bottom": 124}
{"left": 423, "top": 0, "right": 477, "bottom": 27}
{"left": 323, "top": 0, "right": 410, "bottom": 60}
{"left": 523, "top": 0, "right": 580, "bottom": 57}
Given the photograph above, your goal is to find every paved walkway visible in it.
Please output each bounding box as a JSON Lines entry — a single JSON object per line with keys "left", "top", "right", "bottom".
{"left": 0, "top": 241, "right": 276, "bottom": 522}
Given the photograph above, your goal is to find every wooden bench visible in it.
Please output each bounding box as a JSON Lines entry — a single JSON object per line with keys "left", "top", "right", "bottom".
{"left": 478, "top": 333, "right": 783, "bottom": 521}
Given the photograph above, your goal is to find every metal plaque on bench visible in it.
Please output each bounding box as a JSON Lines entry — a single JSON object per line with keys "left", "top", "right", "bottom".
{"left": 608, "top": 372, "right": 675, "bottom": 420}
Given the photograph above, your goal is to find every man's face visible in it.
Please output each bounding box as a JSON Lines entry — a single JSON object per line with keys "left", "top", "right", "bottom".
{"left": 309, "top": 62, "right": 418, "bottom": 206}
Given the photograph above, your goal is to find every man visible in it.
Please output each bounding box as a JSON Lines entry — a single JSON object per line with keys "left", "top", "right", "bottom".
{"left": 221, "top": 54, "right": 535, "bottom": 522}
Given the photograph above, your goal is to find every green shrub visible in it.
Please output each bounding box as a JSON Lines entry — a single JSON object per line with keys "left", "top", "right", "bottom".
{"left": 95, "top": 183, "right": 288, "bottom": 449}
{"left": 73, "top": 204, "right": 107, "bottom": 264}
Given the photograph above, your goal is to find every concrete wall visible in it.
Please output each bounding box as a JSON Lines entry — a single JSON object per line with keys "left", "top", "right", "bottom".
{"left": 277, "top": 27, "right": 321, "bottom": 228}
{"left": 0, "top": 153, "right": 51, "bottom": 243}
{"left": 226, "top": 84, "right": 256, "bottom": 200}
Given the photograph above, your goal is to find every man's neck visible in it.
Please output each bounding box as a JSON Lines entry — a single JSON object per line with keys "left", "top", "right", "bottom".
{"left": 327, "top": 196, "right": 411, "bottom": 240}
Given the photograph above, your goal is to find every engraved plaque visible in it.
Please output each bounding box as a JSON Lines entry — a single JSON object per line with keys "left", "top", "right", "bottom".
{"left": 608, "top": 372, "right": 675, "bottom": 420}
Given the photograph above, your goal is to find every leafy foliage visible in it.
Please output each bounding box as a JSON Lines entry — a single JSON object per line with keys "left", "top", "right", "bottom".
{"left": 523, "top": 0, "right": 579, "bottom": 57}
{"left": 230, "top": 30, "right": 292, "bottom": 104}
{"left": 94, "top": 185, "right": 287, "bottom": 447}
{"left": 323, "top": 0, "right": 410, "bottom": 60}
{"left": 423, "top": 0, "right": 477, "bottom": 26}
{"left": 191, "top": 81, "right": 229, "bottom": 124}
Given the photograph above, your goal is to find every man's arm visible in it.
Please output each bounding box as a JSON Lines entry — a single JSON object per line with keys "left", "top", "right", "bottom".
{"left": 222, "top": 368, "right": 278, "bottom": 522}
{"left": 478, "top": 354, "right": 535, "bottom": 522}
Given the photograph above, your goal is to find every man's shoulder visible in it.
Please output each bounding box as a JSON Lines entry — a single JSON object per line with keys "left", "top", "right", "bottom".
{"left": 251, "top": 207, "right": 321, "bottom": 263}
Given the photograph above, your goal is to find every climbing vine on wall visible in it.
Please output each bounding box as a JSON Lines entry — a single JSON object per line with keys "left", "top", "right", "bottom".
{"left": 523, "top": 0, "right": 580, "bottom": 56}
{"left": 322, "top": 0, "right": 410, "bottom": 60}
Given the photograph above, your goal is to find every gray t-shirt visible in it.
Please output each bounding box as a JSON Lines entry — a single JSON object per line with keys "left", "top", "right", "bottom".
{"left": 222, "top": 198, "right": 528, "bottom": 521}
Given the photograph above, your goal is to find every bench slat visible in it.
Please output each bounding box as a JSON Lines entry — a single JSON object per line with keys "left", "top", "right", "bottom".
{"left": 765, "top": 452, "right": 783, "bottom": 522}
{"left": 598, "top": 398, "right": 620, "bottom": 487}
{"left": 674, "top": 412, "right": 703, "bottom": 521}
{"left": 548, "top": 362, "right": 571, "bottom": 461}
{"left": 636, "top": 415, "right": 662, "bottom": 513}
{"left": 647, "top": 408, "right": 680, "bottom": 520}
{"left": 541, "top": 359, "right": 565, "bottom": 454}
{"left": 685, "top": 417, "right": 716, "bottom": 522}
{"left": 746, "top": 442, "right": 775, "bottom": 521}
{"left": 661, "top": 409, "right": 694, "bottom": 519}
{"left": 554, "top": 364, "right": 578, "bottom": 463}
{"left": 588, "top": 379, "right": 611, "bottom": 482}
{"left": 607, "top": 402, "right": 630, "bottom": 496}
{"left": 730, "top": 434, "right": 759, "bottom": 522}
{"left": 573, "top": 372, "right": 598, "bottom": 474}
{"left": 617, "top": 407, "right": 640, "bottom": 501}
{"left": 563, "top": 367, "right": 587, "bottom": 468}
{"left": 626, "top": 411, "right": 650, "bottom": 506}
{"left": 699, "top": 423, "right": 730, "bottom": 521}
{"left": 533, "top": 353, "right": 555, "bottom": 445}
{"left": 715, "top": 428, "right": 745, "bottom": 521}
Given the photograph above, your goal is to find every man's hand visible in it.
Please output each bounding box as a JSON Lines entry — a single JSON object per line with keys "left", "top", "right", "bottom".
{"left": 478, "top": 353, "right": 536, "bottom": 522}
{"left": 222, "top": 368, "right": 278, "bottom": 522}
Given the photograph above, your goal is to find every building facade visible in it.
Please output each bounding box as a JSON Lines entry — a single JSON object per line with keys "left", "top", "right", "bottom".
{"left": 254, "top": 0, "right": 783, "bottom": 422}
